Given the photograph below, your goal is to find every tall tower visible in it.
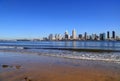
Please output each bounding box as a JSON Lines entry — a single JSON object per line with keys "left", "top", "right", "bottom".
{"left": 84, "top": 32, "right": 87, "bottom": 40}
{"left": 72, "top": 29, "right": 76, "bottom": 40}
{"left": 100, "top": 33, "right": 106, "bottom": 40}
{"left": 107, "top": 31, "right": 110, "bottom": 39}
{"left": 112, "top": 31, "right": 115, "bottom": 39}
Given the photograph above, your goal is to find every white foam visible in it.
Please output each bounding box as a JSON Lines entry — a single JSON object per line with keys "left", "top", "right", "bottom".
{"left": 0, "top": 48, "right": 120, "bottom": 64}
{"left": 39, "top": 51, "right": 120, "bottom": 64}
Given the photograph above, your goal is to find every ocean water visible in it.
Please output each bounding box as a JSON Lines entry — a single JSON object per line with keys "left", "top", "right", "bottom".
{"left": 0, "top": 41, "right": 120, "bottom": 63}
{"left": 0, "top": 41, "right": 120, "bottom": 50}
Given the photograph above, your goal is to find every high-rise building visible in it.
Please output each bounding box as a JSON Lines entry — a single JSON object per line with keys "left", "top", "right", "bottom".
{"left": 91, "top": 34, "right": 96, "bottom": 40}
{"left": 100, "top": 33, "right": 106, "bottom": 40}
{"left": 64, "top": 30, "right": 69, "bottom": 40}
{"left": 58, "top": 34, "right": 62, "bottom": 40}
{"left": 84, "top": 32, "right": 87, "bottom": 40}
{"left": 48, "top": 34, "right": 55, "bottom": 40}
{"left": 78, "top": 34, "right": 82, "bottom": 40}
{"left": 55, "top": 34, "right": 59, "bottom": 40}
{"left": 72, "top": 29, "right": 76, "bottom": 40}
{"left": 87, "top": 35, "right": 91, "bottom": 40}
{"left": 112, "top": 31, "right": 115, "bottom": 39}
{"left": 103, "top": 33, "right": 106, "bottom": 40}
{"left": 107, "top": 31, "right": 110, "bottom": 39}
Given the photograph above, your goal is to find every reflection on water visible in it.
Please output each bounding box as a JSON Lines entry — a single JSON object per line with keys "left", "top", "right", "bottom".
{"left": 72, "top": 41, "right": 76, "bottom": 48}
{"left": 0, "top": 41, "right": 120, "bottom": 50}
{"left": 65, "top": 41, "right": 69, "bottom": 47}
{"left": 0, "top": 41, "right": 119, "bottom": 63}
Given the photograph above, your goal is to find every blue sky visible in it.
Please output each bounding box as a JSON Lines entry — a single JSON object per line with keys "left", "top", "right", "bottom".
{"left": 0, "top": 0, "right": 120, "bottom": 39}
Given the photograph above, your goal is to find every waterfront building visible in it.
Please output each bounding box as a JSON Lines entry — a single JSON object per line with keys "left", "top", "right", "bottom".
{"left": 43, "top": 37, "right": 48, "bottom": 41}
{"left": 116, "top": 36, "right": 119, "bottom": 40}
{"left": 84, "top": 32, "right": 87, "bottom": 40}
{"left": 95, "top": 35, "right": 99, "bottom": 40}
{"left": 103, "top": 33, "right": 106, "bottom": 40}
{"left": 49, "top": 34, "right": 55, "bottom": 40}
{"left": 70, "top": 36, "right": 73, "bottom": 39}
{"left": 87, "top": 35, "right": 91, "bottom": 40}
{"left": 107, "top": 31, "right": 110, "bottom": 40}
{"left": 112, "top": 31, "right": 115, "bottom": 39}
{"left": 100, "top": 33, "right": 106, "bottom": 40}
{"left": 42, "top": 30, "right": 118, "bottom": 41}
{"left": 58, "top": 34, "right": 62, "bottom": 40}
{"left": 64, "top": 30, "right": 69, "bottom": 40}
{"left": 78, "top": 34, "right": 82, "bottom": 40}
{"left": 55, "top": 34, "right": 59, "bottom": 40}
{"left": 100, "top": 33, "right": 103, "bottom": 40}
{"left": 91, "top": 34, "right": 96, "bottom": 40}
{"left": 72, "top": 29, "right": 76, "bottom": 40}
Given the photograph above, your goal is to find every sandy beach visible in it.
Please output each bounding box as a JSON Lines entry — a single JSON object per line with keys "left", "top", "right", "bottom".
{"left": 0, "top": 51, "right": 120, "bottom": 81}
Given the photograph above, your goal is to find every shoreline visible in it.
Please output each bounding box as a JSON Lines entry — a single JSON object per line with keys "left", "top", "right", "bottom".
{"left": 0, "top": 51, "right": 120, "bottom": 81}
{"left": 1, "top": 46, "right": 119, "bottom": 52}
{"left": 37, "top": 48, "right": 120, "bottom": 52}
{"left": 0, "top": 48, "right": 120, "bottom": 64}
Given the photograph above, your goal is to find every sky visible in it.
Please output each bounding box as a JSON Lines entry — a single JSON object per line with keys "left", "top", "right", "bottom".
{"left": 0, "top": 0, "right": 120, "bottom": 39}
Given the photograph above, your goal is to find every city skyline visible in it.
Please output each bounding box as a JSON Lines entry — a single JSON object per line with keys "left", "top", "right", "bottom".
{"left": 6, "top": 29, "right": 119, "bottom": 41}
{"left": 0, "top": 0, "right": 120, "bottom": 39}
{"left": 45, "top": 29, "right": 119, "bottom": 41}
{"left": 0, "top": 29, "right": 119, "bottom": 40}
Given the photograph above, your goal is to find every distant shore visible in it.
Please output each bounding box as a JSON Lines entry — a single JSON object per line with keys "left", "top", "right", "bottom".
{"left": 0, "top": 39, "right": 120, "bottom": 42}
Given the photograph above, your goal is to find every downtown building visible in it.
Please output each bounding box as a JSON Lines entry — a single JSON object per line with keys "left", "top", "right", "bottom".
{"left": 64, "top": 30, "right": 70, "bottom": 40}
{"left": 72, "top": 29, "right": 77, "bottom": 40}
{"left": 45, "top": 29, "right": 119, "bottom": 41}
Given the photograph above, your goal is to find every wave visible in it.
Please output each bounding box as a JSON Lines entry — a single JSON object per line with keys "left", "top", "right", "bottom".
{"left": 38, "top": 51, "right": 120, "bottom": 64}
{"left": 0, "top": 47, "right": 120, "bottom": 64}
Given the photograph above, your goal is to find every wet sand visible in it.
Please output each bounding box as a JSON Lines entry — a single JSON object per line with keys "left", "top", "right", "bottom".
{"left": 0, "top": 51, "right": 120, "bottom": 81}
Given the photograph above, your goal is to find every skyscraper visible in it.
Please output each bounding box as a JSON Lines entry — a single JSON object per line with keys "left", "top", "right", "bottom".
{"left": 64, "top": 30, "right": 69, "bottom": 40}
{"left": 112, "top": 31, "right": 115, "bottom": 39}
{"left": 84, "top": 32, "right": 87, "bottom": 40}
{"left": 72, "top": 29, "right": 76, "bottom": 40}
{"left": 107, "top": 31, "right": 110, "bottom": 39}
{"left": 91, "top": 34, "right": 96, "bottom": 40}
{"left": 55, "top": 34, "right": 59, "bottom": 40}
{"left": 78, "top": 34, "right": 82, "bottom": 40}
{"left": 100, "top": 33, "right": 106, "bottom": 40}
{"left": 58, "top": 34, "right": 62, "bottom": 40}
{"left": 49, "top": 34, "right": 54, "bottom": 40}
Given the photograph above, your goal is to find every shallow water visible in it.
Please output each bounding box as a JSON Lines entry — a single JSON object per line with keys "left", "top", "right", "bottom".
{"left": 0, "top": 41, "right": 120, "bottom": 63}
{"left": 0, "top": 52, "right": 120, "bottom": 81}
{"left": 0, "top": 41, "right": 120, "bottom": 50}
